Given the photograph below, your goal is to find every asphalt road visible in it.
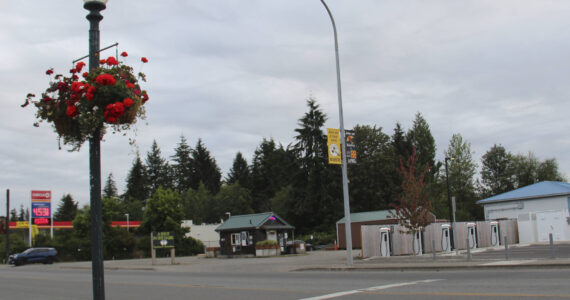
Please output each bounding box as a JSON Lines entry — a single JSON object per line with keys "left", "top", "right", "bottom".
{"left": 1, "top": 264, "right": 569, "bottom": 299}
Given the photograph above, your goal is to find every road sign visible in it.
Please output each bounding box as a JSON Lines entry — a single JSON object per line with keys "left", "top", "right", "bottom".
{"left": 327, "top": 128, "right": 341, "bottom": 165}
{"left": 152, "top": 231, "right": 175, "bottom": 248}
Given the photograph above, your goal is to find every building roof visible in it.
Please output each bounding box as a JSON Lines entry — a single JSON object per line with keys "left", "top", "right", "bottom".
{"left": 477, "top": 181, "right": 570, "bottom": 204}
{"left": 215, "top": 212, "right": 294, "bottom": 232}
{"left": 336, "top": 210, "right": 394, "bottom": 224}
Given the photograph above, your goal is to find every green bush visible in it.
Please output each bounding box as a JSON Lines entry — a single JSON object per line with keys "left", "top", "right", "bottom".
{"left": 255, "top": 240, "right": 278, "bottom": 246}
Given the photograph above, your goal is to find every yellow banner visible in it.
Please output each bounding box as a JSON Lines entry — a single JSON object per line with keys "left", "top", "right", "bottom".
{"left": 15, "top": 221, "right": 29, "bottom": 229}
{"left": 327, "top": 128, "right": 341, "bottom": 164}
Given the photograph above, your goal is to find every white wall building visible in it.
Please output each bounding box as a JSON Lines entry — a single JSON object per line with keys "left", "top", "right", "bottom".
{"left": 477, "top": 181, "right": 570, "bottom": 243}
{"left": 182, "top": 220, "right": 221, "bottom": 248}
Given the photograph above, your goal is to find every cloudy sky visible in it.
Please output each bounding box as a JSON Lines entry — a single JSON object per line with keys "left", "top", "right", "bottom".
{"left": 1, "top": 0, "right": 569, "bottom": 216}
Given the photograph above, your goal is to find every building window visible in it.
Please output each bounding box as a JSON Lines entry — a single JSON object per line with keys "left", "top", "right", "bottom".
{"left": 231, "top": 233, "right": 241, "bottom": 245}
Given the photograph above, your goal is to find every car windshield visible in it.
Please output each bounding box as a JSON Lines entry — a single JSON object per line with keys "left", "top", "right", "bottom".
{"left": 22, "top": 248, "right": 35, "bottom": 254}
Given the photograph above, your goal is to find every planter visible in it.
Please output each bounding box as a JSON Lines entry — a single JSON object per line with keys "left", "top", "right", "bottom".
{"left": 255, "top": 245, "right": 280, "bottom": 257}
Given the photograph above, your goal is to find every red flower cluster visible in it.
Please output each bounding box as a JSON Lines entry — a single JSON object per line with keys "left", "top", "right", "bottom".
{"left": 66, "top": 105, "right": 78, "bottom": 118}
{"left": 141, "top": 57, "right": 148, "bottom": 63}
{"left": 46, "top": 68, "right": 54, "bottom": 75}
{"left": 123, "top": 98, "right": 134, "bottom": 107}
{"left": 104, "top": 102, "right": 125, "bottom": 123}
{"left": 121, "top": 52, "right": 128, "bottom": 57}
{"left": 95, "top": 74, "right": 116, "bottom": 85}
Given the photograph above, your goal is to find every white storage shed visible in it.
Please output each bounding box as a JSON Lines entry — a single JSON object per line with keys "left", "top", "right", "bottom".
{"left": 476, "top": 181, "right": 570, "bottom": 243}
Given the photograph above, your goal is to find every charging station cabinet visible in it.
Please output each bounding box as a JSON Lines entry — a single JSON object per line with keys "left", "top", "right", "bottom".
{"left": 467, "top": 222, "right": 477, "bottom": 249}
{"left": 441, "top": 224, "right": 451, "bottom": 253}
{"left": 413, "top": 230, "right": 423, "bottom": 255}
{"left": 490, "top": 221, "right": 499, "bottom": 247}
{"left": 379, "top": 227, "right": 390, "bottom": 257}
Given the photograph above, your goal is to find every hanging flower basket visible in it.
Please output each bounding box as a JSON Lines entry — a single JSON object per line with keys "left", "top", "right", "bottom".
{"left": 23, "top": 51, "right": 149, "bottom": 151}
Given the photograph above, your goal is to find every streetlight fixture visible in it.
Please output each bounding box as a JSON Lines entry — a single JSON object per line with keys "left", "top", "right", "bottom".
{"left": 444, "top": 156, "right": 454, "bottom": 249}
{"left": 319, "top": 0, "right": 353, "bottom": 266}
{"left": 84, "top": 1, "right": 107, "bottom": 299}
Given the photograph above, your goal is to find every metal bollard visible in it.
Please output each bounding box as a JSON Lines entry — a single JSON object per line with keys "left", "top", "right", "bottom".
{"left": 466, "top": 239, "right": 471, "bottom": 261}
{"left": 504, "top": 236, "right": 509, "bottom": 261}
{"left": 549, "top": 233, "right": 555, "bottom": 259}
{"left": 432, "top": 240, "right": 436, "bottom": 261}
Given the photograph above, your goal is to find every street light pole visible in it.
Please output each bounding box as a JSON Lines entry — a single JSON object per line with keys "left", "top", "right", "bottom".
{"left": 84, "top": 1, "right": 107, "bottom": 299}
{"left": 125, "top": 213, "right": 129, "bottom": 232}
{"left": 319, "top": 0, "right": 353, "bottom": 266}
{"left": 445, "top": 157, "right": 454, "bottom": 249}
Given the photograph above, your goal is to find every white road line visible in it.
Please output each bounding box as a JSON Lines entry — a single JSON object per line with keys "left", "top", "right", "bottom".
{"left": 299, "top": 279, "right": 443, "bottom": 300}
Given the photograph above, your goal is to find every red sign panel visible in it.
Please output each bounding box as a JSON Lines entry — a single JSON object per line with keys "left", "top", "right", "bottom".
{"left": 31, "top": 190, "right": 51, "bottom": 201}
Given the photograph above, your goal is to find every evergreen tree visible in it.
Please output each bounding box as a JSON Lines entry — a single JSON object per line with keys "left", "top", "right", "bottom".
{"left": 406, "top": 112, "right": 437, "bottom": 181}
{"left": 54, "top": 194, "right": 78, "bottom": 221}
{"left": 18, "top": 204, "right": 26, "bottom": 221}
{"left": 190, "top": 139, "right": 222, "bottom": 194}
{"left": 103, "top": 173, "right": 119, "bottom": 199}
{"left": 444, "top": 133, "right": 480, "bottom": 220}
{"left": 171, "top": 135, "right": 194, "bottom": 192}
{"left": 291, "top": 98, "right": 340, "bottom": 232}
{"left": 123, "top": 153, "right": 149, "bottom": 203}
{"left": 10, "top": 208, "right": 18, "bottom": 222}
{"left": 250, "top": 139, "right": 297, "bottom": 212}
{"left": 392, "top": 122, "right": 411, "bottom": 162}
{"left": 145, "top": 140, "right": 173, "bottom": 195}
{"left": 225, "top": 152, "right": 251, "bottom": 188}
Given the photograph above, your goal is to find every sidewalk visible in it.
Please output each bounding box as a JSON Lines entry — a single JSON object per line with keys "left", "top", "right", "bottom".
{"left": 50, "top": 245, "right": 570, "bottom": 273}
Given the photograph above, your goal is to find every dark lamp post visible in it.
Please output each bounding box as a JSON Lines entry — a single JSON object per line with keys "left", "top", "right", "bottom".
{"left": 444, "top": 156, "right": 454, "bottom": 249}
{"left": 84, "top": 0, "right": 107, "bottom": 299}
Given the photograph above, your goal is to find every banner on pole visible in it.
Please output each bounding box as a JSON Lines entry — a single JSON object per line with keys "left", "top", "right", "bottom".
{"left": 327, "top": 128, "right": 341, "bottom": 164}
{"left": 345, "top": 130, "right": 357, "bottom": 164}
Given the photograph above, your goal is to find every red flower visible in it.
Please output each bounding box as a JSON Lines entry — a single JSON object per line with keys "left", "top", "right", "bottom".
{"left": 83, "top": 72, "right": 89, "bottom": 78}
{"left": 66, "top": 105, "right": 78, "bottom": 118}
{"left": 86, "top": 86, "right": 96, "bottom": 101}
{"left": 121, "top": 51, "right": 128, "bottom": 57}
{"left": 141, "top": 57, "right": 148, "bottom": 63}
{"left": 45, "top": 68, "right": 54, "bottom": 75}
{"left": 42, "top": 96, "right": 52, "bottom": 102}
{"left": 99, "top": 59, "right": 106, "bottom": 64}
{"left": 123, "top": 98, "right": 134, "bottom": 107}
{"left": 106, "top": 56, "right": 119, "bottom": 66}
{"left": 75, "top": 62, "right": 86, "bottom": 73}
{"left": 95, "top": 74, "right": 116, "bottom": 85}
{"left": 104, "top": 102, "right": 125, "bottom": 123}
{"left": 125, "top": 80, "right": 135, "bottom": 89}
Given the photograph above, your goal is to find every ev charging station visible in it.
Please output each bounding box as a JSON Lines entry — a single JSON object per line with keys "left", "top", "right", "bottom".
{"left": 413, "top": 230, "right": 423, "bottom": 255}
{"left": 466, "top": 222, "right": 477, "bottom": 249}
{"left": 490, "top": 221, "right": 500, "bottom": 247}
{"left": 441, "top": 224, "right": 451, "bottom": 253}
{"left": 379, "top": 227, "right": 390, "bottom": 257}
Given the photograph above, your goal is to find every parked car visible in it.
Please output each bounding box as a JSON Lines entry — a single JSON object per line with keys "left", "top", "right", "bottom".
{"left": 9, "top": 247, "right": 58, "bottom": 266}
{"left": 286, "top": 240, "right": 313, "bottom": 252}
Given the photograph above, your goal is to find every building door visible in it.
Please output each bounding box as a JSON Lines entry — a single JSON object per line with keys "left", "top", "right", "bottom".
{"left": 536, "top": 211, "right": 564, "bottom": 241}
{"left": 266, "top": 230, "right": 277, "bottom": 241}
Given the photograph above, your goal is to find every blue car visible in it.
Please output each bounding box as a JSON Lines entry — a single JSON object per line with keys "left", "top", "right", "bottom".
{"left": 9, "top": 247, "right": 58, "bottom": 266}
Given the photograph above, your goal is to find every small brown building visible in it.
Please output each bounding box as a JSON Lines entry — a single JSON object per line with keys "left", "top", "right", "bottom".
{"left": 336, "top": 210, "right": 436, "bottom": 249}
{"left": 215, "top": 212, "right": 294, "bottom": 256}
